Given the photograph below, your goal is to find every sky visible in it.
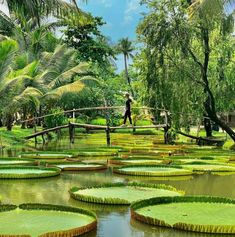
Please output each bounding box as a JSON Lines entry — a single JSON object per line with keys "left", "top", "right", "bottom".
{"left": 78, "top": 0, "right": 147, "bottom": 72}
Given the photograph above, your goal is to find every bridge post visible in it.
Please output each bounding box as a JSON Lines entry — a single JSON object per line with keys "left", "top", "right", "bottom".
{"left": 42, "top": 134, "right": 45, "bottom": 144}
{"left": 69, "top": 123, "right": 75, "bottom": 143}
{"left": 34, "top": 118, "right": 37, "bottom": 144}
{"left": 106, "top": 126, "right": 111, "bottom": 146}
{"left": 164, "top": 126, "right": 170, "bottom": 144}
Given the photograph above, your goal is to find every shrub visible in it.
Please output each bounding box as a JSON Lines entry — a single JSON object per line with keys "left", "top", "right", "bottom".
{"left": 44, "top": 108, "right": 68, "bottom": 128}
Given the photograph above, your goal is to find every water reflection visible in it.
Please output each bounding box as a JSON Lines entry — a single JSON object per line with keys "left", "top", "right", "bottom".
{"left": 0, "top": 133, "right": 235, "bottom": 237}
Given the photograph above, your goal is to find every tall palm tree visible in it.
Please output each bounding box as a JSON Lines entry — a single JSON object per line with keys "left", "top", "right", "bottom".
{"left": 0, "top": 0, "right": 86, "bottom": 27}
{"left": 116, "top": 38, "right": 135, "bottom": 94}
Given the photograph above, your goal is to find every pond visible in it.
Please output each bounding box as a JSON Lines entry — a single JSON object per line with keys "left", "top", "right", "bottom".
{"left": 0, "top": 132, "right": 235, "bottom": 237}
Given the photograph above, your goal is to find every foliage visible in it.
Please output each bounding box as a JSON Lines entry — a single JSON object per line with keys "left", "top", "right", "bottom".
{"left": 63, "top": 16, "right": 115, "bottom": 66}
{"left": 137, "top": 0, "right": 235, "bottom": 140}
{"left": 44, "top": 108, "right": 68, "bottom": 128}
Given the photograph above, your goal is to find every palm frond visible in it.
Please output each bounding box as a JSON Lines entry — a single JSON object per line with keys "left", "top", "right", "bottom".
{"left": 0, "top": 39, "right": 18, "bottom": 82}
{"left": 78, "top": 75, "right": 101, "bottom": 87}
{"left": 48, "top": 80, "right": 85, "bottom": 97}
{"left": 0, "top": 75, "right": 32, "bottom": 93}
{"left": 13, "top": 86, "right": 43, "bottom": 109}
{"left": 48, "top": 62, "right": 90, "bottom": 88}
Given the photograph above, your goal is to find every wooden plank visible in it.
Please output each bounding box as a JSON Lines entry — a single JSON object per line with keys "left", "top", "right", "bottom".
{"left": 25, "top": 125, "right": 69, "bottom": 139}
{"left": 110, "top": 125, "right": 167, "bottom": 129}
{"left": 71, "top": 123, "right": 167, "bottom": 130}
{"left": 177, "top": 131, "right": 225, "bottom": 142}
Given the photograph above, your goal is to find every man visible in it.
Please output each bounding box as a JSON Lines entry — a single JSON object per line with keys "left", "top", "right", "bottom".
{"left": 123, "top": 92, "right": 132, "bottom": 125}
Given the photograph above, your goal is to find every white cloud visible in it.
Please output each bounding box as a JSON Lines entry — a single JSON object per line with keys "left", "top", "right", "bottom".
{"left": 100, "top": 0, "right": 112, "bottom": 8}
{"left": 125, "top": 0, "right": 141, "bottom": 14}
{"left": 0, "top": 0, "right": 10, "bottom": 17}
{"left": 123, "top": 0, "right": 141, "bottom": 25}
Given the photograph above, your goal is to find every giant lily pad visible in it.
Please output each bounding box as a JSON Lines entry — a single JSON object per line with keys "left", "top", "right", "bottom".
{"left": 131, "top": 196, "right": 235, "bottom": 234}
{"left": 109, "top": 158, "right": 168, "bottom": 165}
{"left": 170, "top": 156, "right": 230, "bottom": 165}
{"left": 0, "top": 166, "right": 60, "bottom": 179}
{"left": 0, "top": 158, "right": 35, "bottom": 166}
{"left": 113, "top": 165, "right": 192, "bottom": 177}
{"left": 19, "top": 151, "right": 75, "bottom": 159}
{"left": 76, "top": 151, "right": 117, "bottom": 157}
{"left": 51, "top": 162, "right": 107, "bottom": 171}
{"left": 182, "top": 163, "right": 235, "bottom": 172}
{"left": 70, "top": 182, "right": 183, "bottom": 205}
{"left": 0, "top": 203, "right": 97, "bottom": 237}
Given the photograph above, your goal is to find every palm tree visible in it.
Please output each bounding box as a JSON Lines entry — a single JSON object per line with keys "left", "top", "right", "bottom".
{"left": 0, "top": 38, "right": 96, "bottom": 130}
{"left": 0, "top": 0, "right": 86, "bottom": 28}
{"left": 116, "top": 37, "right": 135, "bottom": 95}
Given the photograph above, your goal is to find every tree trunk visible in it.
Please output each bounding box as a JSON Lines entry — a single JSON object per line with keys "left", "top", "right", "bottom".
{"left": 206, "top": 110, "right": 235, "bottom": 141}
{"left": 6, "top": 114, "right": 13, "bottom": 131}
{"left": 204, "top": 116, "right": 212, "bottom": 137}
{"left": 0, "top": 117, "right": 3, "bottom": 127}
{"left": 200, "top": 26, "right": 235, "bottom": 142}
{"left": 124, "top": 54, "right": 134, "bottom": 97}
{"left": 21, "top": 107, "right": 27, "bottom": 129}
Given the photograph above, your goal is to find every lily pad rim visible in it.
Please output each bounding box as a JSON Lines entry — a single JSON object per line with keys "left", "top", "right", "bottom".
{"left": 0, "top": 203, "right": 97, "bottom": 237}
{"left": 0, "top": 165, "right": 61, "bottom": 179}
{"left": 70, "top": 182, "right": 184, "bottom": 205}
{"left": 131, "top": 195, "right": 235, "bottom": 234}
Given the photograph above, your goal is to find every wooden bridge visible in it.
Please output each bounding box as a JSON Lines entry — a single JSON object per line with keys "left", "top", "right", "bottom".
{"left": 23, "top": 106, "right": 225, "bottom": 146}
{"left": 22, "top": 106, "right": 170, "bottom": 145}
{"left": 25, "top": 122, "right": 169, "bottom": 145}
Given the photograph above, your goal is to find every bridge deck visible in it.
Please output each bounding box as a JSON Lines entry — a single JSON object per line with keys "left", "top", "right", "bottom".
{"left": 25, "top": 123, "right": 167, "bottom": 139}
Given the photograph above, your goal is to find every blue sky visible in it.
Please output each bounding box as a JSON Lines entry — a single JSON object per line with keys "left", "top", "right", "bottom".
{"left": 78, "top": 0, "right": 146, "bottom": 71}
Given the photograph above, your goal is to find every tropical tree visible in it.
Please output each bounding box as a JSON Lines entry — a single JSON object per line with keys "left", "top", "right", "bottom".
{"left": 0, "top": 37, "right": 96, "bottom": 130}
{"left": 63, "top": 15, "right": 115, "bottom": 67}
{"left": 116, "top": 37, "right": 135, "bottom": 96}
{"left": 137, "top": 0, "right": 235, "bottom": 141}
{"left": 0, "top": 0, "right": 83, "bottom": 25}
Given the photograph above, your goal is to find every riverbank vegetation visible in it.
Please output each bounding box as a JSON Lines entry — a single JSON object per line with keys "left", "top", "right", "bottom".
{"left": 0, "top": 0, "right": 234, "bottom": 147}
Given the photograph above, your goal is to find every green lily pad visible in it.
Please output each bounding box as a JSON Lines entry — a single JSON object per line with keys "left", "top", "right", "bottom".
{"left": 51, "top": 162, "right": 107, "bottom": 171}
{"left": 0, "top": 203, "right": 96, "bottom": 237}
{"left": 0, "top": 166, "right": 60, "bottom": 179}
{"left": 131, "top": 196, "right": 235, "bottom": 234}
{"left": 70, "top": 182, "right": 183, "bottom": 205}
{"left": 19, "top": 152, "right": 75, "bottom": 159}
{"left": 113, "top": 165, "right": 193, "bottom": 177}
{"left": 0, "top": 158, "right": 35, "bottom": 166}
{"left": 76, "top": 151, "right": 117, "bottom": 157}
{"left": 182, "top": 163, "right": 235, "bottom": 172}
{"left": 109, "top": 158, "right": 166, "bottom": 165}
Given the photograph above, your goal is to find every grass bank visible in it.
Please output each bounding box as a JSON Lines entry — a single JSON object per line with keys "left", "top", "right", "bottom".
{"left": 0, "top": 126, "right": 40, "bottom": 148}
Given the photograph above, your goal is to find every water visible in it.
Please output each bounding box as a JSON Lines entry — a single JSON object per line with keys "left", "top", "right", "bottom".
{"left": 0, "top": 133, "right": 235, "bottom": 237}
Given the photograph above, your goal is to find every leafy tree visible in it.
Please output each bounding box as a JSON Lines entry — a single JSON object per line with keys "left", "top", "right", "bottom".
{"left": 137, "top": 0, "right": 235, "bottom": 141}
{"left": 63, "top": 16, "right": 115, "bottom": 66}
